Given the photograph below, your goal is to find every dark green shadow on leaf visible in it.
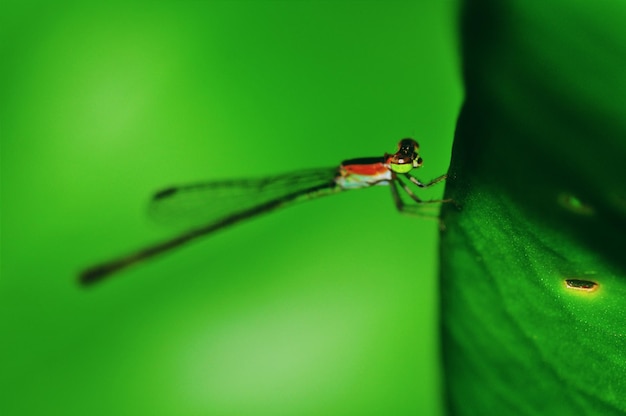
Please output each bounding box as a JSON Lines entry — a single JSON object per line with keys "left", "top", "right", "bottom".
{"left": 440, "top": 0, "right": 626, "bottom": 414}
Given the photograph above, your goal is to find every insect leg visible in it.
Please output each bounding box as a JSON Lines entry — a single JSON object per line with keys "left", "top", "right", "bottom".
{"left": 404, "top": 172, "right": 447, "bottom": 188}
{"left": 390, "top": 178, "right": 445, "bottom": 226}
{"left": 396, "top": 175, "right": 452, "bottom": 205}
{"left": 389, "top": 178, "right": 405, "bottom": 211}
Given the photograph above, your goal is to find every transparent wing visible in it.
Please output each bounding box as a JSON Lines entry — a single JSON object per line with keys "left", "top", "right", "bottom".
{"left": 149, "top": 167, "right": 341, "bottom": 228}
{"left": 80, "top": 167, "right": 341, "bottom": 285}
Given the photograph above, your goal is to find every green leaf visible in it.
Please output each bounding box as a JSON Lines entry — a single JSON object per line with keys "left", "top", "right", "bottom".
{"left": 440, "top": 1, "right": 626, "bottom": 414}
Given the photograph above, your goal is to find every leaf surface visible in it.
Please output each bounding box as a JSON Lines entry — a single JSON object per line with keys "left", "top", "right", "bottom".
{"left": 440, "top": 1, "right": 626, "bottom": 414}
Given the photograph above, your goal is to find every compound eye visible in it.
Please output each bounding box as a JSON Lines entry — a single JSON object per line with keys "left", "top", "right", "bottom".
{"left": 397, "top": 138, "right": 416, "bottom": 151}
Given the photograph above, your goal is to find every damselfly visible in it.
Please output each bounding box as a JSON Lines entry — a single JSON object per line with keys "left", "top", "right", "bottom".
{"left": 80, "top": 138, "right": 450, "bottom": 285}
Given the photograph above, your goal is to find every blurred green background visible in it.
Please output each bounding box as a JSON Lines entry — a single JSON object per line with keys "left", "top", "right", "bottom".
{"left": 1, "top": 2, "right": 462, "bottom": 415}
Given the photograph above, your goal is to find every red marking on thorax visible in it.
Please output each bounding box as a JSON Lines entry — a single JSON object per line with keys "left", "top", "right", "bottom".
{"left": 342, "top": 162, "right": 388, "bottom": 176}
